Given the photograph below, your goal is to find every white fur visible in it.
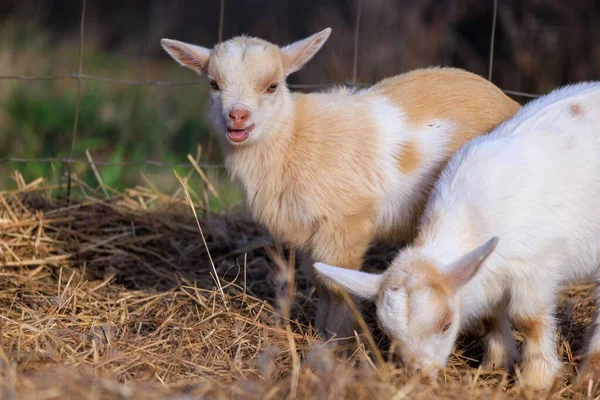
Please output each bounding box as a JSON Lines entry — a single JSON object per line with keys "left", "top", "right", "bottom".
{"left": 316, "top": 81, "right": 600, "bottom": 388}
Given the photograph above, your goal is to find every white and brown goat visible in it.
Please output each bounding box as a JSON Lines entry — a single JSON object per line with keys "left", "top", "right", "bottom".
{"left": 316, "top": 82, "right": 600, "bottom": 389}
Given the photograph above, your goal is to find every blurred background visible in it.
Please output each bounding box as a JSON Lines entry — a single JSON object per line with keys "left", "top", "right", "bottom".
{"left": 1, "top": 0, "right": 599, "bottom": 207}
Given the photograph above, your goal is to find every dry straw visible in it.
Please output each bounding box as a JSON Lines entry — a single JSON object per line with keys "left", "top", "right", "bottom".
{"left": 0, "top": 167, "right": 598, "bottom": 399}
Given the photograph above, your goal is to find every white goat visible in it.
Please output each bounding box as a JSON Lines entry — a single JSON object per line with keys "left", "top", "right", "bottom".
{"left": 160, "top": 28, "right": 520, "bottom": 338}
{"left": 315, "top": 82, "right": 600, "bottom": 388}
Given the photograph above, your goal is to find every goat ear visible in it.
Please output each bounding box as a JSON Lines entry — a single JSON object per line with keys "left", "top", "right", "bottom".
{"left": 281, "top": 28, "right": 332, "bottom": 75}
{"left": 313, "top": 262, "right": 382, "bottom": 300}
{"left": 160, "top": 39, "right": 211, "bottom": 74}
{"left": 445, "top": 237, "right": 498, "bottom": 291}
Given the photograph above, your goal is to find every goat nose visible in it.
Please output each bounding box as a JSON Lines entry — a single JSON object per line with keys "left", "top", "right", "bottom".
{"left": 229, "top": 108, "right": 250, "bottom": 122}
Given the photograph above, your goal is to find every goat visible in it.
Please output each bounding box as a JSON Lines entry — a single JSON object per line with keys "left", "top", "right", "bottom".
{"left": 315, "top": 82, "right": 600, "bottom": 388}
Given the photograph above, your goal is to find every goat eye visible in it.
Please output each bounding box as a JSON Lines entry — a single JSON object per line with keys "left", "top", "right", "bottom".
{"left": 441, "top": 322, "right": 451, "bottom": 333}
{"left": 209, "top": 80, "right": 220, "bottom": 91}
{"left": 266, "top": 83, "right": 278, "bottom": 93}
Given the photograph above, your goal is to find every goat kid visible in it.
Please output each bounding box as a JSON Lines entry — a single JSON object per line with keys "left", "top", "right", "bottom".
{"left": 315, "top": 82, "right": 600, "bottom": 389}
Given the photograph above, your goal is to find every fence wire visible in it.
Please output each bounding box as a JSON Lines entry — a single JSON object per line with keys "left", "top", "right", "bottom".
{"left": 0, "top": 157, "right": 223, "bottom": 169}
{"left": 0, "top": 0, "right": 541, "bottom": 197}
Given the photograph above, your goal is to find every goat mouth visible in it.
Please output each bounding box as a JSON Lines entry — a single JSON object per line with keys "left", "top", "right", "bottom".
{"left": 227, "top": 125, "right": 255, "bottom": 143}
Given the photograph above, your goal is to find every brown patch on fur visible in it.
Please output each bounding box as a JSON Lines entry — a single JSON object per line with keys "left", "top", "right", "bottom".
{"left": 569, "top": 103, "right": 583, "bottom": 117}
{"left": 390, "top": 258, "right": 454, "bottom": 326}
{"left": 375, "top": 67, "right": 521, "bottom": 154}
{"left": 406, "top": 259, "right": 453, "bottom": 298}
{"left": 396, "top": 139, "right": 422, "bottom": 174}
{"left": 514, "top": 316, "right": 545, "bottom": 345}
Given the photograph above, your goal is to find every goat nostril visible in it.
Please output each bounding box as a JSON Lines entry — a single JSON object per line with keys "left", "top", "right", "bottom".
{"left": 229, "top": 109, "right": 250, "bottom": 122}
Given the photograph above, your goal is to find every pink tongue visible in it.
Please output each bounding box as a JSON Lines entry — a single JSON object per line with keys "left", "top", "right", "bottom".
{"left": 229, "top": 130, "right": 249, "bottom": 142}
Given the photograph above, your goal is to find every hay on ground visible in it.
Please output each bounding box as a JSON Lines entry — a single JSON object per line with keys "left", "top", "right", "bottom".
{"left": 0, "top": 175, "right": 598, "bottom": 399}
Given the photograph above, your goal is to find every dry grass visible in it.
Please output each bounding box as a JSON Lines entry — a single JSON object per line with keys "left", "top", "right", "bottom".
{"left": 0, "top": 173, "right": 600, "bottom": 399}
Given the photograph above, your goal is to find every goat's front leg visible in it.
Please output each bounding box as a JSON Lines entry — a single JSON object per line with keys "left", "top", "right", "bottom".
{"left": 510, "top": 287, "right": 562, "bottom": 390}
{"left": 481, "top": 299, "right": 518, "bottom": 371}
{"left": 309, "top": 214, "right": 375, "bottom": 339}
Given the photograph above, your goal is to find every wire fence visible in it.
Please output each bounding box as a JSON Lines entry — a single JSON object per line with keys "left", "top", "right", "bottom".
{"left": 0, "top": 0, "right": 541, "bottom": 198}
